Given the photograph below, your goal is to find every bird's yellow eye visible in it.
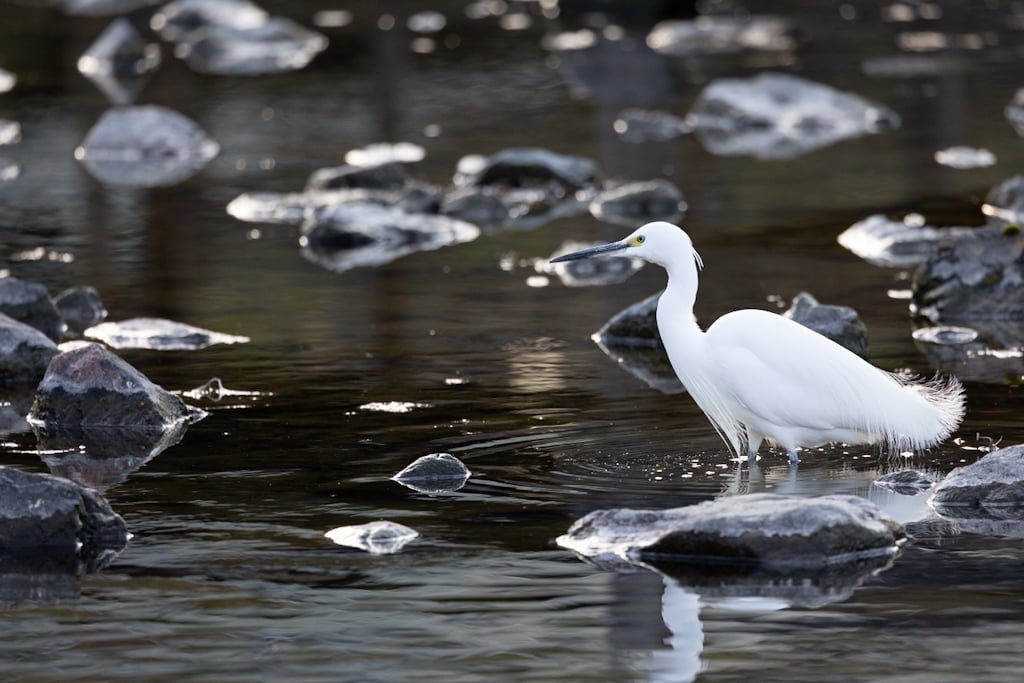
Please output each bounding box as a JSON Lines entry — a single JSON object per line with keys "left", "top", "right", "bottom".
{"left": 634, "top": 235, "right": 645, "bottom": 245}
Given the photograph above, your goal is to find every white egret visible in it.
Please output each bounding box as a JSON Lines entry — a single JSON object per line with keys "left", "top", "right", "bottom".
{"left": 551, "top": 221, "right": 965, "bottom": 463}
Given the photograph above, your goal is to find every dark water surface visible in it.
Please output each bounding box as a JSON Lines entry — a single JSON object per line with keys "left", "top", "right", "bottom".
{"left": 3, "top": 1, "right": 1024, "bottom": 681}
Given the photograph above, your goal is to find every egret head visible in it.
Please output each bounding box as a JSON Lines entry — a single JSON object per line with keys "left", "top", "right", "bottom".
{"left": 550, "top": 221, "right": 703, "bottom": 271}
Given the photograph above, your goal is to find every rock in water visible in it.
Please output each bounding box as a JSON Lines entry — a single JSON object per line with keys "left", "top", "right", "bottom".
{"left": 929, "top": 446, "right": 1024, "bottom": 512}
{"left": 783, "top": 291, "right": 869, "bottom": 359}
{"left": 874, "top": 469, "right": 937, "bottom": 495}
{"left": 75, "top": 105, "right": 219, "bottom": 187}
{"left": 558, "top": 493, "right": 905, "bottom": 570}
{"left": 588, "top": 180, "right": 687, "bottom": 227}
{"left": 0, "top": 465, "right": 127, "bottom": 550}
{"left": 392, "top": 453, "right": 471, "bottom": 493}
{"left": 27, "top": 343, "right": 194, "bottom": 429}
{"left": 687, "top": 72, "right": 899, "bottom": 160}
{"left": 0, "top": 276, "right": 65, "bottom": 342}
{"left": 324, "top": 520, "right": 418, "bottom": 554}
{"left": 0, "top": 313, "right": 59, "bottom": 385}
{"left": 53, "top": 286, "right": 107, "bottom": 338}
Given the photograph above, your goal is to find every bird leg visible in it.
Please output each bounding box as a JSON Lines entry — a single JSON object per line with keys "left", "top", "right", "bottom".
{"left": 787, "top": 449, "right": 800, "bottom": 464}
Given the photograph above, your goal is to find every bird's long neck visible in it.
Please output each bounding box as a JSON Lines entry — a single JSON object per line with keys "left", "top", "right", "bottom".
{"left": 657, "top": 260, "right": 702, "bottom": 335}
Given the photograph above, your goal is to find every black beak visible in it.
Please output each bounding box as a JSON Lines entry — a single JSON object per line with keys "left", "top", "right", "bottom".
{"left": 550, "top": 241, "right": 630, "bottom": 263}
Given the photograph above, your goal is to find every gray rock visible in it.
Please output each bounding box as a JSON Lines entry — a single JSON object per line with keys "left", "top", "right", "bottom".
{"left": 588, "top": 180, "right": 686, "bottom": 227}
{"left": 27, "top": 343, "right": 194, "bottom": 429}
{"left": 613, "top": 108, "right": 690, "bottom": 142}
{"left": 53, "top": 286, "right": 107, "bottom": 338}
{"left": 301, "top": 202, "right": 480, "bottom": 273}
{"left": 0, "top": 276, "right": 65, "bottom": 342}
{"left": 0, "top": 313, "right": 59, "bottom": 384}
{"left": 646, "top": 15, "right": 796, "bottom": 57}
{"left": 305, "top": 162, "right": 407, "bottom": 193}
{"left": 837, "top": 213, "right": 977, "bottom": 268}
{"left": 687, "top": 73, "right": 899, "bottom": 160}
{"left": 929, "top": 446, "right": 1024, "bottom": 514}
{"left": 175, "top": 18, "right": 327, "bottom": 76}
{"left": 76, "top": 105, "right": 219, "bottom": 187}
{"left": 324, "top": 520, "right": 418, "bottom": 554}
{"left": 912, "top": 229, "right": 1024, "bottom": 321}
{"left": 543, "top": 240, "right": 646, "bottom": 288}
{"left": 458, "top": 147, "right": 599, "bottom": 194}
{"left": 85, "top": 317, "right": 250, "bottom": 350}
{"left": 983, "top": 175, "right": 1024, "bottom": 225}
{"left": 0, "top": 465, "right": 127, "bottom": 550}
{"left": 557, "top": 493, "right": 905, "bottom": 571}
{"left": 150, "top": 0, "right": 269, "bottom": 43}
{"left": 873, "top": 469, "right": 936, "bottom": 495}
{"left": 77, "top": 17, "right": 161, "bottom": 106}
{"left": 911, "top": 323, "right": 1024, "bottom": 385}
{"left": 783, "top": 292, "right": 870, "bottom": 359}
{"left": 591, "top": 291, "right": 684, "bottom": 394}
{"left": 1006, "top": 88, "right": 1024, "bottom": 138}
{"left": 440, "top": 186, "right": 512, "bottom": 225}
{"left": 392, "top": 453, "right": 471, "bottom": 493}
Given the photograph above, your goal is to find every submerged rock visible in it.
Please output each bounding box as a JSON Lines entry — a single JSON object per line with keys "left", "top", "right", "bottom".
{"left": 300, "top": 202, "right": 480, "bottom": 273}
{"left": 85, "top": 317, "right": 250, "bottom": 350}
{"left": 77, "top": 17, "right": 161, "bottom": 105}
{"left": 392, "top": 453, "right": 471, "bottom": 493}
{"left": 912, "top": 230, "right": 1024, "bottom": 322}
{"left": 457, "top": 147, "right": 598, "bottom": 194}
{"left": 646, "top": 15, "right": 796, "bottom": 57}
{"left": 982, "top": 175, "right": 1024, "bottom": 225}
{"left": 934, "top": 146, "right": 996, "bottom": 169}
{"left": 0, "top": 465, "right": 128, "bottom": 550}
{"left": 27, "top": 343, "right": 195, "bottom": 429}
{"left": 783, "top": 292, "right": 869, "bottom": 359}
{"left": 75, "top": 105, "right": 219, "bottom": 187}
{"left": 324, "top": 520, "right": 418, "bottom": 554}
{"left": 542, "top": 241, "right": 645, "bottom": 287}
{"left": 0, "top": 313, "right": 59, "bottom": 385}
{"left": 558, "top": 493, "right": 905, "bottom": 570}
{"left": 588, "top": 180, "right": 686, "bottom": 227}
{"left": 929, "top": 447, "right": 1024, "bottom": 521}
{"left": 590, "top": 291, "right": 683, "bottom": 394}
{"left": 305, "top": 162, "right": 407, "bottom": 193}
{"left": 837, "top": 213, "right": 977, "bottom": 268}
{"left": 613, "top": 108, "right": 690, "bottom": 142}
{"left": 912, "top": 323, "right": 1024, "bottom": 385}
{"left": 153, "top": 0, "right": 326, "bottom": 75}
{"left": 54, "top": 286, "right": 107, "bottom": 338}
{"left": 0, "top": 276, "right": 65, "bottom": 342}
{"left": 873, "top": 469, "right": 937, "bottom": 495}
{"left": 1006, "top": 87, "right": 1024, "bottom": 137}
{"left": 688, "top": 72, "right": 899, "bottom": 160}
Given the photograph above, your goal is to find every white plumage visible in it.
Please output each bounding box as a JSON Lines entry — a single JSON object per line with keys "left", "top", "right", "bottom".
{"left": 551, "top": 221, "right": 965, "bottom": 462}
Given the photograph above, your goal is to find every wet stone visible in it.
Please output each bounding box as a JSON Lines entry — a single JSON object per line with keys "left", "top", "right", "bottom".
{"left": 783, "top": 292, "right": 869, "bottom": 359}
{"left": 873, "top": 469, "right": 937, "bottom": 495}
{"left": 0, "top": 313, "right": 59, "bottom": 385}
{"left": 646, "top": 15, "right": 796, "bottom": 57}
{"left": 838, "top": 213, "right": 978, "bottom": 268}
{"left": 151, "top": 0, "right": 269, "bottom": 43}
{"left": 27, "top": 343, "right": 194, "bottom": 429}
{"left": 457, "top": 147, "right": 599, "bottom": 194}
{"left": 174, "top": 17, "right": 327, "bottom": 76}
{"left": 300, "top": 203, "right": 480, "bottom": 273}
{"left": 305, "top": 162, "right": 407, "bottom": 193}
{"left": 77, "top": 17, "right": 161, "bottom": 105}
{"left": 0, "top": 465, "right": 128, "bottom": 550}
{"left": 688, "top": 72, "right": 900, "bottom": 160}
{"left": 85, "top": 317, "right": 250, "bottom": 350}
{"left": 588, "top": 180, "right": 686, "bottom": 227}
{"left": 54, "top": 286, "right": 107, "bottom": 338}
{"left": 912, "top": 230, "right": 1024, "bottom": 322}
{"left": 392, "top": 453, "right": 471, "bottom": 493}
{"left": 324, "top": 520, "right": 418, "bottom": 554}
{"left": 75, "top": 105, "right": 219, "bottom": 187}
{"left": 613, "top": 108, "right": 690, "bottom": 142}
{"left": 0, "top": 276, "right": 65, "bottom": 342}
{"left": 934, "top": 146, "right": 996, "bottom": 169}
{"left": 557, "top": 493, "right": 905, "bottom": 571}
{"left": 930, "top": 446, "right": 1024, "bottom": 514}
{"left": 983, "top": 175, "right": 1024, "bottom": 225}
{"left": 440, "top": 186, "right": 512, "bottom": 225}
{"left": 1006, "top": 87, "right": 1024, "bottom": 137}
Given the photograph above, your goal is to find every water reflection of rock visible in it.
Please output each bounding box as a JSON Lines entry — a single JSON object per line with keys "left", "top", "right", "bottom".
{"left": 34, "top": 421, "right": 190, "bottom": 491}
